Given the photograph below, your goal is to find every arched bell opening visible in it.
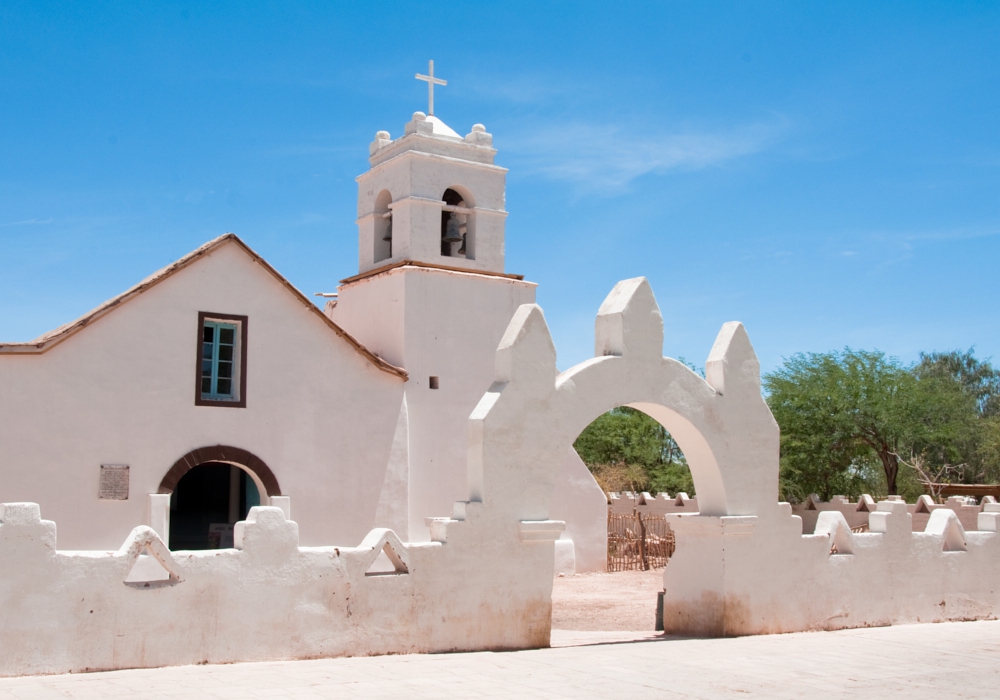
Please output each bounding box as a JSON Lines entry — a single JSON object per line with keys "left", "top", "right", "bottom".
{"left": 158, "top": 445, "right": 281, "bottom": 550}
{"left": 440, "top": 186, "right": 475, "bottom": 259}
{"left": 373, "top": 189, "right": 393, "bottom": 263}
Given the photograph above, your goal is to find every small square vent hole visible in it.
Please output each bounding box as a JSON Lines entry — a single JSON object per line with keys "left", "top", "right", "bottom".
{"left": 429, "top": 376, "right": 440, "bottom": 390}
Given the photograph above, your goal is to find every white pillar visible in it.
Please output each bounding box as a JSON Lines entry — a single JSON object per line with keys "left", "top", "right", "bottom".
{"left": 228, "top": 465, "right": 241, "bottom": 523}
{"left": 270, "top": 496, "right": 291, "bottom": 520}
{"left": 146, "top": 493, "right": 172, "bottom": 547}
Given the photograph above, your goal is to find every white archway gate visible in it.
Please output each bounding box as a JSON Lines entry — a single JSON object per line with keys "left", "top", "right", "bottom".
{"left": 467, "top": 277, "right": 779, "bottom": 521}
{"left": 463, "top": 277, "right": 1000, "bottom": 636}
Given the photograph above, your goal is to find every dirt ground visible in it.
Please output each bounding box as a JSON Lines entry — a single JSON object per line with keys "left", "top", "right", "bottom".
{"left": 550, "top": 568, "right": 664, "bottom": 632}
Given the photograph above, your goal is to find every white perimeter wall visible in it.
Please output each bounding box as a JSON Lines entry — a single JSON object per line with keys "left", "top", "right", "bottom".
{"left": 0, "top": 242, "right": 404, "bottom": 549}
{"left": 0, "top": 501, "right": 560, "bottom": 677}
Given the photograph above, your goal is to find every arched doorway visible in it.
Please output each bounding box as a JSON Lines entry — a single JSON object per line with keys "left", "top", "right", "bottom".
{"left": 168, "top": 463, "right": 260, "bottom": 550}
{"left": 574, "top": 406, "right": 695, "bottom": 499}
{"left": 158, "top": 445, "right": 281, "bottom": 550}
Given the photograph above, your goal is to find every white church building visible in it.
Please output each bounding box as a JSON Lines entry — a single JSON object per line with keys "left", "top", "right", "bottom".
{"left": 5, "top": 71, "right": 1000, "bottom": 677}
{"left": 0, "top": 104, "right": 607, "bottom": 571}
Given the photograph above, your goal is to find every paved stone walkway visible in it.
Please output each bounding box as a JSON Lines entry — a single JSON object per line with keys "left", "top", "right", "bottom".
{"left": 2, "top": 621, "right": 998, "bottom": 699}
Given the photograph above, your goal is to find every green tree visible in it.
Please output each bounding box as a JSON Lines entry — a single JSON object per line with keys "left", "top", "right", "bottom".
{"left": 912, "top": 349, "right": 1000, "bottom": 485}
{"left": 765, "top": 349, "right": 984, "bottom": 500}
{"left": 915, "top": 349, "right": 1000, "bottom": 417}
{"left": 979, "top": 416, "right": 1000, "bottom": 482}
{"left": 573, "top": 407, "right": 694, "bottom": 496}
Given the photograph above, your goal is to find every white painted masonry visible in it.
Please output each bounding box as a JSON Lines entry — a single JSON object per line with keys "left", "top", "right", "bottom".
{"left": 4, "top": 271, "right": 1000, "bottom": 675}
{"left": 550, "top": 448, "right": 608, "bottom": 573}
{"left": 332, "top": 266, "right": 536, "bottom": 541}
{"left": 0, "top": 238, "right": 405, "bottom": 550}
{"left": 470, "top": 276, "right": 1000, "bottom": 636}
{"left": 0, "top": 501, "right": 557, "bottom": 677}
{"left": 0, "top": 108, "right": 598, "bottom": 565}
{"left": 3, "top": 104, "right": 998, "bottom": 678}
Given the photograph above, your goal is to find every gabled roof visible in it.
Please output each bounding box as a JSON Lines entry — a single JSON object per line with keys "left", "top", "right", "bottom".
{"left": 0, "top": 234, "right": 408, "bottom": 380}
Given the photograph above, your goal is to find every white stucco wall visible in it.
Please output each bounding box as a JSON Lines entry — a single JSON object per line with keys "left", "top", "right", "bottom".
{"left": 468, "top": 276, "right": 1000, "bottom": 637}
{"left": 333, "top": 266, "right": 536, "bottom": 540}
{"left": 549, "top": 448, "right": 608, "bottom": 573}
{"left": 663, "top": 501, "right": 1000, "bottom": 636}
{"left": 0, "top": 501, "right": 561, "bottom": 677}
{"left": 0, "top": 241, "right": 404, "bottom": 549}
{"left": 6, "top": 270, "right": 1000, "bottom": 678}
{"left": 356, "top": 113, "right": 507, "bottom": 274}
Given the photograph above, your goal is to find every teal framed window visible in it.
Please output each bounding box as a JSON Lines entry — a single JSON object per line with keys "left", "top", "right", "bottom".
{"left": 196, "top": 312, "right": 247, "bottom": 407}
{"left": 202, "top": 321, "right": 236, "bottom": 399}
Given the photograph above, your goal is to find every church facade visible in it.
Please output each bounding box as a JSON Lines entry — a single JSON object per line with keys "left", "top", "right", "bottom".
{"left": 5, "top": 90, "right": 1000, "bottom": 678}
{"left": 0, "top": 109, "right": 607, "bottom": 570}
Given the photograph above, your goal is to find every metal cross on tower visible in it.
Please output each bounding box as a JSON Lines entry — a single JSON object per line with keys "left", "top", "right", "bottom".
{"left": 415, "top": 60, "right": 447, "bottom": 116}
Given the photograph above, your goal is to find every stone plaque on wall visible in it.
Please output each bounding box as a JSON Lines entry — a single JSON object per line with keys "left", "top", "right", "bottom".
{"left": 99, "top": 464, "right": 130, "bottom": 500}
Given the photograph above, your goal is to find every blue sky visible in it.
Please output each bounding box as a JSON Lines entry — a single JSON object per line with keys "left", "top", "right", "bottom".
{"left": 1, "top": 1, "right": 998, "bottom": 373}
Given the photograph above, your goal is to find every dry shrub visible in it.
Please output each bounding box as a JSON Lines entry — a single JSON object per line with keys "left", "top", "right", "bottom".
{"left": 589, "top": 461, "right": 649, "bottom": 495}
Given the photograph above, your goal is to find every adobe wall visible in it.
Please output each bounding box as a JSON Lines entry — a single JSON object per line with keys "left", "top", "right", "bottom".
{"left": 609, "top": 492, "right": 699, "bottom": 515}
{"left": 0, "top": 242, "right": 404, "bottom": 549}
{"left": 611, "top": 492, "right": 990, "bottom": 533}
{"left": 549, "top": 448, "right": 608, "bottom": 573}
{"left": 332, "top": 266, "right": 537, "bottom": 541}
{"left": 5, "top": 270, "right": 999, "bottom": 677}
{"left": 472, "top": 277, "right": 1000, "bottom": 636}
{"left": 791, "top": 494, "right": 989, "bottom": 534}
{"left": 0, "top": 501, "right": 562, "bottom": 677}
{"left": 663, "top": 502, "right": 1000, "bottom": 635}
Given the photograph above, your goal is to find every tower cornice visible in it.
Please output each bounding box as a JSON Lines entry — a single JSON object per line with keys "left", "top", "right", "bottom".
{"left": 356, "top": 150, "right": 508, "bottom": 185}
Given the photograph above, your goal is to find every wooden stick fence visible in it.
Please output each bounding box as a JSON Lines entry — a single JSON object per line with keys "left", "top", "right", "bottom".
{"left": 607, "top": 511, "right": 675, "bottom": 572}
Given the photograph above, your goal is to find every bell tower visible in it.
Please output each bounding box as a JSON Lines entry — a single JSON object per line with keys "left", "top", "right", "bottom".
{"left": 331, "top": 69, "right": 536, "bottom": 542}
{"left": 355, "top": 111, "right": 508, "bottom": 274}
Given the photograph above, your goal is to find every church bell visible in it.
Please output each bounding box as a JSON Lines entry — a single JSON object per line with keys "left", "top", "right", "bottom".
{"left": 442, "top": 215, "right": 463, "bottom": 244}
{"left": 382, "top": 218, "right": 392, "bottom": 241}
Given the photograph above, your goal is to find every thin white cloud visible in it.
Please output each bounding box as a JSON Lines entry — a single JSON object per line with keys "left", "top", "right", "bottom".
{"left": 504, "top": 118, "right": 787, "bottom": 192}
{"left": 1, "top": 218, "right": 53, "bottom": 227}
{"left": 900, "top": 226, "right": 1000, "bottom": 242}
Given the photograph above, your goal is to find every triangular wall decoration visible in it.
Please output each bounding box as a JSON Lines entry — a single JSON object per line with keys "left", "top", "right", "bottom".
{"left": 815, "top": 511, "right": 855, "bottom": 556}
{"left": 366, "top": 542, "right": 409, "bottom": 576}
{"left": 359, "top": 528, "right": 410, "bottom": 577}
{"left": 925, "top": 509, "right": 968, "bottom": 552}
{"left": 117, "top": 526, "right": 184, "bottom": 586}
{"left": 125, "top": 554, "right": 173, "bottom": 584}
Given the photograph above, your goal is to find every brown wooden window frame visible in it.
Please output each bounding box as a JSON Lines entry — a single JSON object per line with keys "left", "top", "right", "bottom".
{"left": 195, "top": 311, "right": 248, "bottom": 408}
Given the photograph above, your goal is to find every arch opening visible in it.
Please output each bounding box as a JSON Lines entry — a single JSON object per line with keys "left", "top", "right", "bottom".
{"left": 440, "top": 187, "right": 475, "bottom": 260}
{"left": 168, "top": 463, "right": 261, "bottom": 550}
{"left": 158, "top": 445, "right": 280, "bottom": 499}
{"left": 574, "top": 406, "right": 696, "bottom": 499}
{"left": 158, "top": 445, "right": 280, "bottom": 550}
{"left": 550, "top": 402, "right": 705, "bottom": 633}
{"left": 373, "top": 189, "right": 393, "bottom": 263}
{"left": 554, "top": 388, "right": 726, "bottom": 517}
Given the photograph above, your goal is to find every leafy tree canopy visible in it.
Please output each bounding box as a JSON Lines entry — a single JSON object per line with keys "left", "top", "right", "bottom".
{"left": 915, "top": 349, "right": 1000, "bottom": 417}
{"left": 764, "top": 348, "right": 990, "bottom": 502}
{"left": 572, "top": 350, "right": 997, "bottom": 505}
